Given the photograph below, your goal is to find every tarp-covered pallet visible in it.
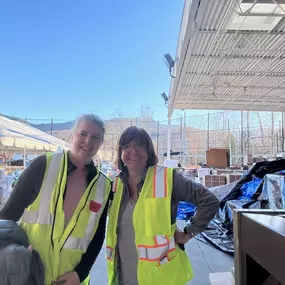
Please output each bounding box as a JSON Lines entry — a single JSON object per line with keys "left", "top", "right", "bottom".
{"left": 180, "top": 159, "right": 285, "bottom": 255}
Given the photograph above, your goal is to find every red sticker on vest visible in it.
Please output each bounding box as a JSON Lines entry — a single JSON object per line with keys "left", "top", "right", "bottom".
{"left": 90, "top": 200, "right": 102, "bottom": 212}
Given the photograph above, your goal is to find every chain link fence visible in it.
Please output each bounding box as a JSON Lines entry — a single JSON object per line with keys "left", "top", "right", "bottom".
{"left": 25, "top": 111, "right": 285, "bottom": 166}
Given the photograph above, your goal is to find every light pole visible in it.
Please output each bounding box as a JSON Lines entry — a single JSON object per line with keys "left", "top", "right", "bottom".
{"left": 161, "top": 92, "right": 171, "bottom": 160}
{"left": 162, "top": 53, "right": 175, "bottom": 161}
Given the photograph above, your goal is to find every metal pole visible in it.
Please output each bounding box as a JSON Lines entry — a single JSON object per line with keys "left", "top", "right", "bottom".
{"left": 276, "top": 132, "right": 279, "bottom": 154}
{"left": 167, "top": 116, "right": 171, "bottom": 160}
{"left": 281, "top": 112, "right": 285, "bottom": 152}
{"left": 241, "top": 111, "right": 244, "bottom": 163}
{"left": 271, "top": 112, "right": 275, "bottom": 157}
{"left": 183, "top": 110, "right": 186, "bottom": 166}
{"left": 278, "top": 120, "right": 281, "bottom": 153}
{"left": 180, "top": 115, "right": 183, "bottom": 165}
{"left": 246, "top": 111, "right": 247, "bottom": 154}
{"left": 207, "top": 113, "right": 210, "bottom": 150}
{"left": 51, "top": 118, "right": 53, "bottom": 135}
{"left": 233, "top": 124, "right": 236, "bottom": 164}
{"left": 228, "top": 119, "right": 232, "bottom": 166}
{"left": 223, "top": 111, "right": 225, "bottom": 134}
{"left": 156, "top": 121, "right": 159, "bottom": 157}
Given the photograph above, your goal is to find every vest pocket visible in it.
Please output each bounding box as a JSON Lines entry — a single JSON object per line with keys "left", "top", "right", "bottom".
{"left": 149, "top": 249, "right": 193, "bottom": 285}
{"left": 141, "top": 197, "right": 171, "bottom": 236}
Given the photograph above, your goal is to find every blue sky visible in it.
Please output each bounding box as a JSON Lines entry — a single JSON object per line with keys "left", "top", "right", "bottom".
{"left": 0, "top": 0, "right": 185, "bottom": 122}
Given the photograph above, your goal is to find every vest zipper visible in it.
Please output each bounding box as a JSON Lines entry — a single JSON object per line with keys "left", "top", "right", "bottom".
{"left": 60, "top": 174, "right": 100, "bottom": 252}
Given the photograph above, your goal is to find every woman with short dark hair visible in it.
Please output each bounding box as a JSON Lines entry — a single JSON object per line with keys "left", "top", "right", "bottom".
{"left": 106, "top": 126, "right": 219, "bottom": 285}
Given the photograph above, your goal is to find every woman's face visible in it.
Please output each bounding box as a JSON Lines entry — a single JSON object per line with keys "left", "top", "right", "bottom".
{"left": 121, "top": 140, "right": 148, "bottom": 173}
{"left": 71, "top": 119, "right": 103, "bottom": 163}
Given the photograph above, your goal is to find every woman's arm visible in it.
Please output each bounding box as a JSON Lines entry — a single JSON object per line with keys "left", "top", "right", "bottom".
{"left": 172, "top": 170, "right": 220, "bottom": 237}
{"left": 0, "top": 155, "right": 46, "bottom": 221}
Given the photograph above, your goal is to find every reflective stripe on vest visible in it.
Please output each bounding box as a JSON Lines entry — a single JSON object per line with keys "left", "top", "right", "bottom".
{"left": 22, "top": 152, "right": 63, "bottom": 224}
{"left": 113, "top": 177, "right": 118, "bottom": 193}
{"left": 137, "top": 235, "right": 175, "bottom": 263}
{"left": 106, "top": 246, "right": 114, "bottom": 261}
{"left": 63, "top": 173, "right": 107, "bottom": 251}
{"left": 152, "top": 166, "right": 168, "bottom": 198}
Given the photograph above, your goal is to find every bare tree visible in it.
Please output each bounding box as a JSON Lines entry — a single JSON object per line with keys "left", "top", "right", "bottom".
{"left": 138, "top": 104, "right": 155, "bottom": 120}
{"left": 103, "top": 109, "right": 129, "bottom": 162}
{"left": 255, "top": 112, "right": 266, "bottom": 151}
{"left": 110, "top": 108, "right": 127, "bottom": 120}
{"left": 137, "top": 104, "right": 155, "bottom": 129}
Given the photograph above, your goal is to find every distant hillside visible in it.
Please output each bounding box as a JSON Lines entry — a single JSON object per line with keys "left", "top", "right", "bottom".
{"left": 1, "top": 113, "right": 159, "bottom": 133}
{"left": 32, "top": 121, "right": 74, "bottom": 132}
{"left": 0, "top": 113, "right": 74, "bottom": 132}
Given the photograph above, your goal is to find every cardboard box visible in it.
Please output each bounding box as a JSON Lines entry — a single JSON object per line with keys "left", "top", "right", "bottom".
{"left": 229, "top": 174, "right": 242, "bottom": 183}
{"left": 206, "top": 148, "right": 230, "bottom": 168}
{"left": 205, "top": 175, "right": 226, "bottom": 188}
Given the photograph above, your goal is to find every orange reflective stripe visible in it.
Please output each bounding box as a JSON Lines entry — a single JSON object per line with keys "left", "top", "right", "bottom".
{"left": 158, "top": 255, "right": 170, "bottom": 265}
{"left": 137, "top": 236, "right": 176, "bottom": 262}
{"left": 106, "top": 246, "right": 114, "bottom": 261}
{"left": 138, "top": 243, "right": 167, "bottom": 249}
{"left": 169, "top": 236, "right": 176, "bottom": 251}
{"left": 138, "top": 247, "right": 167, "bottom": 261}
{"left": 139, "top": 235, "right": 170, "bottom": 248}
{"left": 113, "top": 178, "right": 118, "bottom": 193}
{"left": 154, "top": 235, "right": 169, "bottom": 246}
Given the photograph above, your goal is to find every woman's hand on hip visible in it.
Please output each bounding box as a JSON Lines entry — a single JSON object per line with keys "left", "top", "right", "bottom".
{"left": 54, "top": 271, "right": 80, "bottom": 285}
{"left": 174, "top": 229, "right": 191, "bottom": 244}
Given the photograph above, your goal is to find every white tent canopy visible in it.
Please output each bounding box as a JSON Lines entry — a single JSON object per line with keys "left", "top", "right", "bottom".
{"left": 0, "top": 116, "right": 70, "bottom": 152}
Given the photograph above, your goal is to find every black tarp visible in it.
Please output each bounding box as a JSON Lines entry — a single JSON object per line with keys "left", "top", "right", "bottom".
{"left": 196, "top": 159, "right": 285, "bottom": 255}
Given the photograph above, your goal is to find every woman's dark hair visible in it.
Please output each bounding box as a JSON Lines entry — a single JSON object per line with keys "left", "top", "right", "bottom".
{"left": 117, "top": 126, "right": 159, "bottom": 170}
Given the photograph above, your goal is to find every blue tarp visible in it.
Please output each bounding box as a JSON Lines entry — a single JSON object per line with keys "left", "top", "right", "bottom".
{"left": 177, "top": 201, "right": 196, "bottom": 220}
{"left": 240, "top": 176, "right": 263, "bottom": 199}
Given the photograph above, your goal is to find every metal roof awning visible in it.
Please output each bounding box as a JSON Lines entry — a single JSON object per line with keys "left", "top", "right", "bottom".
{"left": 168, "top": 0, "right": 285, "bottom": 116}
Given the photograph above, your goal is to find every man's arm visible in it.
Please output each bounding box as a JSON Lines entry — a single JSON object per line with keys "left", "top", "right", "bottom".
{"left": 0, "top": 155, "right": 46, "bottom": 221}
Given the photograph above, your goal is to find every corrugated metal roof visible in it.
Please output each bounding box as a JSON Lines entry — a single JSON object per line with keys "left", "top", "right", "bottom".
{"left": 168, "top": 0, "right": 285, "bottom": 115}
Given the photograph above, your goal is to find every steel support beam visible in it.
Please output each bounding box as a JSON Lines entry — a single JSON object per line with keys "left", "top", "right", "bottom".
{"left": 180, "top": 84, "right": 285, "bottom": 91}
{"left": 190, "top": 55, "right": 285, "bottom": 60}
{"left": 238, "top": 13, "right": 285, "bottom": 17}
{"left": 198, "top": 29, "right": 285, "bottom": 35}
{"left": 185, "top": 71, "right": 285, "bottom": 77}
{"left": 177, "top": 97, "right": 285, "bottom": 103}
{"left": 217, "top": 48, "right": 285, "bottom": 53}
{"left": 174, "top": 103, "right": 285, "bottom": 112}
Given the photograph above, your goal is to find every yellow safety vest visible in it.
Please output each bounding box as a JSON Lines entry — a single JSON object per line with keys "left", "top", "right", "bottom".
{"left": 20, "top": 151, "right": 112, "bottom": 285}
{"left": 106, "top": 165, "right": 194, "bottom": 285}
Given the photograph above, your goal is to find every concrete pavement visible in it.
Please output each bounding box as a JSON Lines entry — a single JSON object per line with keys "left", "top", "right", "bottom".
{"left": 90, "top": 238, "right": 234, "bottom": 285}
